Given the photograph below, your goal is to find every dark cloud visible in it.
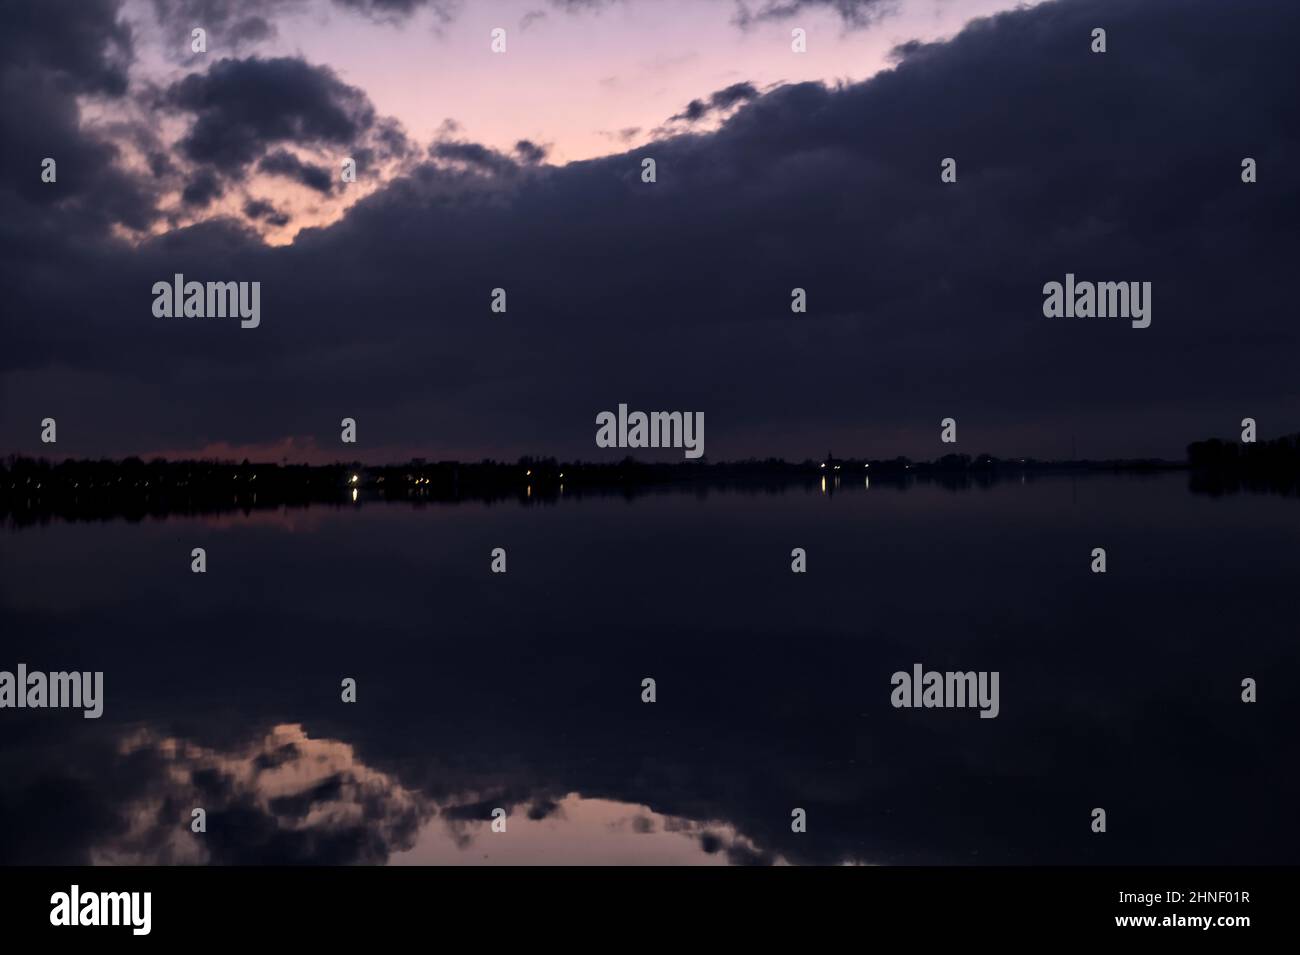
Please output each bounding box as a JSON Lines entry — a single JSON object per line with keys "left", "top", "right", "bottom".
{"left": 147, "top": 149, "right": 177, "bottom": 178}
{"left": 371, "top": 116, "right": 413, "bottom": 160}
{"left": 151, "top": 53, "right": 415, "bottom": 211}
{"left": 731, "top": 0, "right": 893, "bottom": 30}
{"left": 258, "top": 148, "right": 334, "bottom": 193}
{"left": 514, "top": 139, "right": 549, "bottom": 165}
{"left": 349, "top": 117, "right": 414, "bottom": 178}
{"left": 671, "top": 81, "right": 760, "bottom": 122}
{"left": 0, "top": 0, "right": 160, "bottom": 239}
{"left": 428, "top": 140, "right": 520, "bottom": 176}
{"left": 887, "top": 37, "right": 924, "bottom": 62}
{"left": 226, "top": 14, "right": 274, "bottom": 45}
{"left": 3, "top": 0, "right": 1299, "bottom": 468}
{"left": 163, "top": 56, "right": 376, "bottom": 173}
{"left": 243, "top": 197, "right": 292, "bottom": 226}
{"left": 150, "top": 0, "right": 459, "bottom": 53}
{"left": 0, "top": 0, "right": 134, "bottom": 96}
{"left": 150, "top": 0, "right": 294, "bottom": 54}
{"left": 181, "top": 167, "right": 225, "bottom": 206}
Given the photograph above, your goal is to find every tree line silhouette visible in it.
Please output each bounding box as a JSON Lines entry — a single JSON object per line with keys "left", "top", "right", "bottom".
{"left": 1186, "top": 433, "right": 1300, "bottom": 497}
{"left": 2, "top": 436, "right": 1294, "bottom": 525}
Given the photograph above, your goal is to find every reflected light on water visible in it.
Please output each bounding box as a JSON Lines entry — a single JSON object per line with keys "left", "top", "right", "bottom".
{"left": 55, "top": 723, "right": 793, "bottom": 866}
{"left": 394, "top": 794, "right": 788, "bottom": 866}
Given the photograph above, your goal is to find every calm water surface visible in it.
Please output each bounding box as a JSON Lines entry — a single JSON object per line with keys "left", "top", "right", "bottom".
{"left": 2, "top": 473, "right": 1296, "bottom": 864}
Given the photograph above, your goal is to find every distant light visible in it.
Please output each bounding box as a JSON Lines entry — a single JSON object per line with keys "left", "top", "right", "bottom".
{"left": 820, "top": 463, "right": 826, "bottom": 469}
{"left": 349, "top": 474, "right": 359, "bottom": 484}
{"left": 559, "top": 472, "right": 564, "bottom": 478}
{"left": 351, "top": 488, "right": 358, "bottom": 502}
{"left": 526, "top": 469, "right": 532, "bottom": 476}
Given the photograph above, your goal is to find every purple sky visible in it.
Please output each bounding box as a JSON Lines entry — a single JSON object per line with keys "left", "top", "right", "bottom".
{"left": 107, "top": 0, "right": 1039, "bottom": 244}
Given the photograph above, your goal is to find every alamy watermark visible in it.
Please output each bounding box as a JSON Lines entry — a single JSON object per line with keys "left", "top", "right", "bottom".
{"left": 596, "top": 404, "right": 704, "bottom": 459}
{"left": 152, "top": 274, "right": 260, "bottom": 328}
{"left": 1042, "top": 273, "right": 1151, "bottom": 328}
{"left": 50, "top": 885, "right": 150, "bottom": 935}
{"left": 890, "top": 663, "right": 999, "bottom": 719}
{"left": 0, "top": 664, "right": 103, "bottom": 718}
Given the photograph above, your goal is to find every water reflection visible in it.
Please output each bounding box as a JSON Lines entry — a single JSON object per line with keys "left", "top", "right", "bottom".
{"left": 0, "top": 721, "right": 786, "bottom": 865}
{"left": 1, "top": 473, "right": 1296, "bottom": 865}
{"left": 90, "top": 724, "right": 430, "bottom": 865}
{"left": 396, "top": 793, "right": 782, "bottom": 866}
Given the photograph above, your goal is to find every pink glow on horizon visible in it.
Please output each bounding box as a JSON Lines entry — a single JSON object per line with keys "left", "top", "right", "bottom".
{"left": 139, "top": 435, "right": 497, "bottom": 465}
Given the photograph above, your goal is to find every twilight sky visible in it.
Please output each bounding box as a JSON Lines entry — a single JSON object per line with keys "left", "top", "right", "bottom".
{"left": 2, "top": 0, "right": 1297, "bottom": 463}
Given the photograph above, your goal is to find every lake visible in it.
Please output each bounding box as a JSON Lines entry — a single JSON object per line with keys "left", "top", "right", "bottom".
{"left": 1, "top": 472, "right": 1295, "bottom": 865}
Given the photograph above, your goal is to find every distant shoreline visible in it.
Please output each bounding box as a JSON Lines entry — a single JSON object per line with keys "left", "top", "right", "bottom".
{"left": 3, "top": 437, "right": 1296, "bottom": 525}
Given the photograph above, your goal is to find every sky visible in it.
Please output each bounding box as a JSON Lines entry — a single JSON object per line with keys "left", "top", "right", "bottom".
{"left": 2, "top": 0, "right": 1297, "bottom": 463}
